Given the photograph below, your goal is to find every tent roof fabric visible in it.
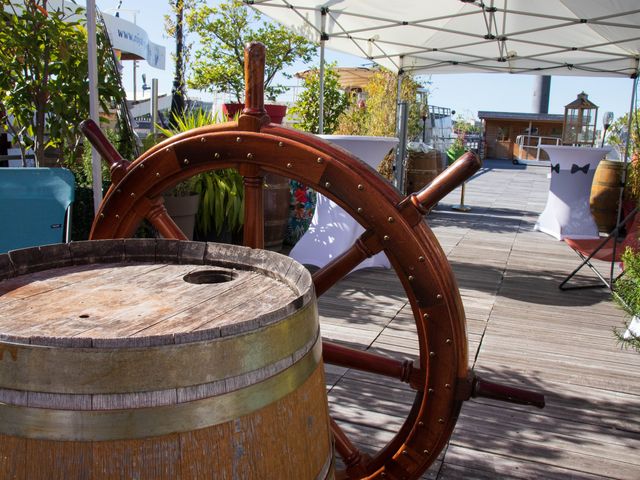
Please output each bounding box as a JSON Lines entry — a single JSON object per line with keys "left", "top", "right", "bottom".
{"left": 248, "top": 0, "right": 640, "bottom": 78}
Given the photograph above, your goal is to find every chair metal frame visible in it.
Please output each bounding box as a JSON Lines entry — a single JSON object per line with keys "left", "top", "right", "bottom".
{"left": 559, "top": 205, "right": 639, "bottom": 291}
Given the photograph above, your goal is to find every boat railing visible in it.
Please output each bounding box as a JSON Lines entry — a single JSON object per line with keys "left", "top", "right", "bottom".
{"left": 515, "top": 135, "right": 562, "bottom": 163}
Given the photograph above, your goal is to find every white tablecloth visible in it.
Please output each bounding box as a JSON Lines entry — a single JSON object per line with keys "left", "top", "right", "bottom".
{"left": 535, "top": 145, "right": 610, "bottom": 240}
{"left": 290, "top": 135, "right": 399, "bottom": 270}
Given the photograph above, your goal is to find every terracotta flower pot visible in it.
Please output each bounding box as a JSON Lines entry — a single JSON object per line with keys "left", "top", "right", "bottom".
{"left": 222, "top": 103, "right": 288, "bottom": 124}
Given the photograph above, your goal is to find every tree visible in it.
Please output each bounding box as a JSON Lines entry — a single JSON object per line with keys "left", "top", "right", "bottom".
{"left": 185, "top": 0, "right": 315, "bottom": 102}
{"left": 288, "top": 63, "right": 349, "bottom": 134}
{"left": 0, "top": 0, "right": 125, "bottom": 166}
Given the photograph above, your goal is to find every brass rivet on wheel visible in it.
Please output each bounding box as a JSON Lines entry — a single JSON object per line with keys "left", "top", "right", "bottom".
{"left": 183, "top": 158, "right": 189, "bottom": 165}
{"left": 156, "top": 172, "right": 160, "bottom": 177}
{"left": 438, "top": 418, "right": 444, "bottom": 424}
{"left": 214, "top": 152, "right": 220, "bottom": 159}
{"left": 287, "top": 162, "right": 293, "bottom": 168}
{"left": 317, "top": 157, "right": 323, "bottom": 164}
{"left": 139, "top": 163, "right": 144, "bottom": 169}
{"left": 383, "top": 235, "right": 390, "bottom": 241}
{"left": 247, "top": 153, "right": 254, "bottom": 160}
{"left": 130, "top": 193, "right": 135, "bottom": 198}
{"left": 387, "top": 216, "right": 394, "bottom": 223}
{"left": 418, "top": 255, "right": 425, "bottom": 262}
{"left": 357, "top": 184, "right": 364, "bottom": 190}
{"left": 418, "top": 421, "right": 425, "bottom": 427}
{"left": 236, "top": 137, "right": 242, "bottom": 143}
{"left": 446, "top": 338, "right": 452, "bottom": 344}
{"left": 99, "top": 213, "right": 104, "bottom": 219}
{"left": 325, "top": 182, "right": 331, "bottom": 188}
{"left": 165, "top": 147, "right": 171, "bottom": 152}
{"left": 200, "top": 137, "right": 206, "bottom": 143}
{"left": 436, "top": 293, "right": 443, "bottom": 300}
{"left": 429, "top": 351, "right": 436, "bottom": 358}
{"left": 402, "top": 450, "right": 408, "bottom": 455}
{"left": 428, "top": 388, "right": 434, "bottom": 393}
{"left": 423, "top": 313, "right": 430, "bottom": 319}
{"left": 423, "top": 449, "right": 429, "bottom": 454}
{"left": 115, "top": 214, "right": 120, "bottom": 219}
{"left": 445, "top": 383, "right": 451, "bottom": 389}
{"left": 380, "top": 473, "right": 386, "bottom": 478}
{"left": 116, "top": 188, "right": 121, "bottom": 194}
{"left": 408, "top": 275, "right": 414, "bottom": 281}
{"left": 357, "top": 207, "right": 363, "bottom": 214}
{"left": 278, "top": 141, "right": 284, "bottom": 147}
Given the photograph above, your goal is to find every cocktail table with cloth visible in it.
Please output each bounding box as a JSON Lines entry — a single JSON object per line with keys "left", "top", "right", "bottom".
{"left": 289, "top": 135, "right": 399, "bottom": 271}
{"left": 535, "top": 145, "right": 610, "bottom": 240}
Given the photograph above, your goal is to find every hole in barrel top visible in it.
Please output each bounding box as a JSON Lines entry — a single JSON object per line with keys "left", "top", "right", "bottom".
{"left": 183, "top": 270, "right": 237, "bottom": 285}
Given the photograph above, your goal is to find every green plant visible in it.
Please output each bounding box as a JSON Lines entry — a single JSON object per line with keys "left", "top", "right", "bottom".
{"left": 446, "top": 136, "right": 467, "bottom": 165}
{"left": 0, "top": 0, "right": 126, "bottom": 166}
{"left": 185, "top": 0, "right": 315, "bottom": 102}
{"left": 289, "top": 62, "right": 349, "bottom": 134}
{"left": 155, "top": 110, "right": 244, "bottom": 236}
{"left": 613, "top": 247, "right": 640, "bottom": 352}
{"left": 335, "top": 68, "right": 424, "bottom": 138}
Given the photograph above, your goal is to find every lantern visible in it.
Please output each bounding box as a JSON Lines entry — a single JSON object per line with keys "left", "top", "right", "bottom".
{"left": 562, "top": 92, "right": 598, "bottom": 146}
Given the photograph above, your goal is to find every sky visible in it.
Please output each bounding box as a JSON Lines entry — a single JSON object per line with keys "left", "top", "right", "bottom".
{"left": 94, "top": 0, "right": 636, "bottom": 123}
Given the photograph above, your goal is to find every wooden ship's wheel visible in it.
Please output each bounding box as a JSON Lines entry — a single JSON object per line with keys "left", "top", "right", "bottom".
{"left": 83, "top": 43, "right": 544, "bottom": 480}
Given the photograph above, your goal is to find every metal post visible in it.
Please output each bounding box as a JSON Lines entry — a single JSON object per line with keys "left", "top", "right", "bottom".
{"left": 394, "top": 102, "right": 408, "bottom": 192}
{"left": 318, "top": 7, "right": 328, "bottom": 134}
{"left": 609, "top": 73, "right": 639, "bottom": 286}
{"left": 452, "top": 182, "right": 471, "bottom": 212}
{"left": 133, "top": 61, "right": 137, "bottom": 102}
{"left": 151, "top": 79, "right": 159, "bottom": 136}
{"left": 87, "top": 0, "right": 102, "bottom": 215}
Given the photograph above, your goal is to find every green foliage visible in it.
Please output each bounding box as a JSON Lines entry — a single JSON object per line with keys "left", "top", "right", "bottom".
{"left": 185, "top": 0, "right": 315, "bottom": 102}
{"left": 0, "top": 1, "right": 126, "bottom": 166}
{"left": 335, "top": 69, "right": 424, "bottom": 139}
{"left": 453, "top": 115, "right": 480, "bottom": 134}
{"left": 289, "top": 63, "right": 349, "bottom": 134}
{"left": 607, "top": 109, "right": 640, "bottom": 201}
{"left": 446, "top": 137, "right": 467, "bottom": 165}
{"left": 153, "top": 110, "right": 244, "bottom": 236}
{"left": 613, "top": 247, "right": 640, "bottom": 352}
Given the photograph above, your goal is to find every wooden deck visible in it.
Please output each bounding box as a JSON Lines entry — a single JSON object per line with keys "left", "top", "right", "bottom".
{"left": 316, "top": 160, "right": 640, "bottom": 479}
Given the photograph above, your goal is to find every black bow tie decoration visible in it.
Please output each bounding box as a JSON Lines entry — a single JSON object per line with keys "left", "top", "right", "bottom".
{"left": 551, "top": 164, "right": 560, "bottom": 173}
{"left": 571, "top": 163, "right": 590, "bottom": 174}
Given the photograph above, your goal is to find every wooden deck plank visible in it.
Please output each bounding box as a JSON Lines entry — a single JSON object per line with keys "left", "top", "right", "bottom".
{"left": 316, "top": 160, "right": 640, "bottom": 478}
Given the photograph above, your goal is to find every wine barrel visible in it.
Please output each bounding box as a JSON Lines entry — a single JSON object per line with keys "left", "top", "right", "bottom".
{"left": 405, "top": 150, "right": 443, "bottom": 195}
{"left": 0, "top": 239, "right": 333, "bottom": 480}
{"left": 590, "top": 160, "right": 625, "bottom": 233}
{"left": 264, "top": 173, "right": 290, "bottom": 252}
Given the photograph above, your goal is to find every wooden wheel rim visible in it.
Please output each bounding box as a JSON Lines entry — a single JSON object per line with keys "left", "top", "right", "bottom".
{"left": 89, "top": 121, "right": 469, "bottom": 479}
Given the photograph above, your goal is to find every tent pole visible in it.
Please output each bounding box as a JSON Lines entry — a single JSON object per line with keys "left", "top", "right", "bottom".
{"left": 394, "top": 60, "right": 407, "bottom": 191}
{"left": 610, "top": 71, "right": 639, "bottom": 286}
{"left": 318, "top": 8, "right": 328, "bottom": 134}
{"left": 87, "top": 0, "right": 102, "bottom": 216}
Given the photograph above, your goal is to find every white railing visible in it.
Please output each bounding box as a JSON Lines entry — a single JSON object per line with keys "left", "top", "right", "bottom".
{"left": 515, "top": 135, "right": 562, "bottom": 162}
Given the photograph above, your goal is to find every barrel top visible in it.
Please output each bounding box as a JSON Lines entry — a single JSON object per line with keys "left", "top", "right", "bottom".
{"left": 0, "top": 240, "right": 313, "bottom": 347}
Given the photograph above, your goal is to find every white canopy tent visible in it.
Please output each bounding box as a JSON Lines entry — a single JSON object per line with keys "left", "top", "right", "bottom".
{"left": 250, "top": 0, "right": 640, "bottom": 286}
{"left": 248, "top": 0, "right": 640, "bottom": 77}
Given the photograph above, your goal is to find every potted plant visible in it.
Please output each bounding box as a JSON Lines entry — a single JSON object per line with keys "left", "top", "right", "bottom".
{"left": 184, "top": 0, "right": 315, "bottom": 124}
{"left": 153, "top": 110, "right": 244, "bottom": 241}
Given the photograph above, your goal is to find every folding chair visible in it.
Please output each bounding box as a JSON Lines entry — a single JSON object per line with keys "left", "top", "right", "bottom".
{"left": 559, "top": 205, "right": 639, "bottom": 290}
{"left": 0, "top": 167, "right": 75, "bottom": 253}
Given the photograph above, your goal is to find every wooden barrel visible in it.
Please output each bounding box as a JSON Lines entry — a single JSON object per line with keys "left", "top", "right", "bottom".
{"left": 264, "top": 173, "right": 290, "bottom": 252}
{"left": 590, "top": 160, "right": 625, "bottom": 233}
{"left": 0, "top": 239, "right": 333, "bottom": 480}
{"left": 405, "top": 150, "right": 443, "bottom": 195}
